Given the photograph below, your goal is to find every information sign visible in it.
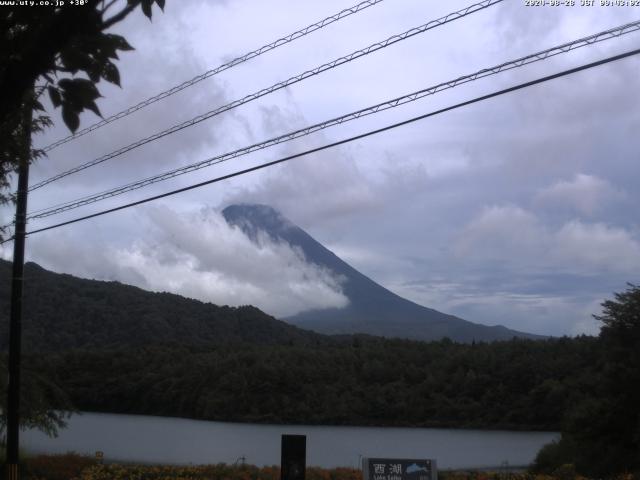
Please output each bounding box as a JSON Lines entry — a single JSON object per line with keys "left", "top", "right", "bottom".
{"left": 362, "top": 458, "right": 437, "bottom": 480}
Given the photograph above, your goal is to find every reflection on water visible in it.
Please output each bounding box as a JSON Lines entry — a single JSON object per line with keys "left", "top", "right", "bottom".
{"left": 23, "top": 412, "right": 558, "bottom": 469}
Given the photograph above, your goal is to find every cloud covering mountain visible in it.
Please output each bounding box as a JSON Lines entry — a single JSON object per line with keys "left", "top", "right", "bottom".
{"left": 223, "top": 203, "right": 540, "bottom": 342}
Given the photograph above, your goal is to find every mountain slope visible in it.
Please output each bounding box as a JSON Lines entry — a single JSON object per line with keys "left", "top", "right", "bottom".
{"left": 0, "top": 259, "right": 323, "bottom": 352}
{"left": 223, "top": 204, "right": 541, "bottom": 342}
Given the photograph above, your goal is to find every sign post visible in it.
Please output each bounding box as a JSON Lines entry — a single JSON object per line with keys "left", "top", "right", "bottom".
{"left": 363, "top": 458, "right": 437, "bottom": 480}
{"left": 281, "top": 434, "right": 306, "bottom": 480}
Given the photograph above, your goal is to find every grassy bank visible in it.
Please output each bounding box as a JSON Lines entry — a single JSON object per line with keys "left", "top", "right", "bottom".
{"left": 5, "top": 454, "right": 636, "bottom": 480}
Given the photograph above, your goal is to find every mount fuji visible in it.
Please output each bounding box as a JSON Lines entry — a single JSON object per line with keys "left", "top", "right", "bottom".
{"left": 222, "top": 204, "right": 541, "bottom": 342}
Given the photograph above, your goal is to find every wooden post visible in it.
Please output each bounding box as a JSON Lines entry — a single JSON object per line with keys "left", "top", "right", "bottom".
{"left": 5, "top": 94, "right": 32, "bottom": 480}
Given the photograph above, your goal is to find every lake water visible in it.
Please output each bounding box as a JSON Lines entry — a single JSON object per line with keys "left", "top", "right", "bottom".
{"left": 22, "top": 412, "right": 558, "bottom": 469}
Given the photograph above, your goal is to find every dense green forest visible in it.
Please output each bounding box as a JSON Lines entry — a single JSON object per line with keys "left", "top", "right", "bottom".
{"left": 531, "top": 285, "right": 640, "bottom": 477}
{"left": 1, "top": 259, "right": 638, "bottom": 476}
{"left": 24, "top": 336, "right": 597, "bottom": 431}
{"left": 0, "top": 260, "right": 323, "bottom": 351}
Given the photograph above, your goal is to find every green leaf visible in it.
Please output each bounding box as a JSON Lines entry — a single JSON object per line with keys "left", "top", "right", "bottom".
{"left": 86, "top": 62, "right": 101, "bottom": 83}
{"left": 61, "top": 106, "right": 80, "bottom": 132}
{"left": 98, "top": 40, "right": 120, "bottom": 61}
{"left": 57, "top": 78, "right": 102, "bottom": 124}
{"left": 33, "top": 99, "right": 45, "bottom": 112}
{"left": 104, "top": 34, "right": 134, "bottom": 52}
{"left": 155, "top": 0, "right": 165, "bottom": 10}
{"left": 57, "top": 78, "right": 72, "bottom": 88}
{"left": 48, "top": 87, "right": 61, "bottom": 108}
{"left": 59, "top": 45, "right": 88, "bottom": 74}
{"left": 85, "top": 100, "right": 102, "bottom": 118}
{"left": 141, "top": 0, "right": 153, "bottom": 19}
{"left": 60, "top": 78, "right": 101, "bottom": 102}
{"left": 101, "top": 62, "right": 121, "bottom": 87}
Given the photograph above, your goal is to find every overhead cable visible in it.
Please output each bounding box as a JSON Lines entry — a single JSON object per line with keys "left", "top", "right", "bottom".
{"left": 41, "top": 0, "right": 387, "bottom": 153}
{"left": 26, "top": 19, "right": 640, "bottom": 220}
{"left": 29, "top": 0, "right": 503, "bottom": 191}
{"left": 11, "top": 47, "right": 638, "bottom": 241}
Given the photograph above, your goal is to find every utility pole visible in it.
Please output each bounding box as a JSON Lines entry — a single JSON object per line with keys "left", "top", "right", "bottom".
{"left": 5, "top": 95, "right": 32, "bottom": 480}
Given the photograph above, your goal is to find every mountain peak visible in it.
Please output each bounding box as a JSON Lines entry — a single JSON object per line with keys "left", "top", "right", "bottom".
{"left": 222, "top": 204, "right": 294, "bottom": 243}
{"left": 221, "top": 204, "right": 542, "bottom": 342}
{"left": 222, "top": 203, "right": 281, "bottom": 219}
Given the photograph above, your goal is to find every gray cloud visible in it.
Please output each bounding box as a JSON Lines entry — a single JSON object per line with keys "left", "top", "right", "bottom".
{"left": 534, "top": 173, "right": 623, "bottom": 217}
{"left": 451, "top": 204, "right": 640, "bottom": 278}
{"left": 3, "top": 0, "right": 639, "bottom": 337}
{"left": 6, "top": 206, "right": 350, "bottom": 318}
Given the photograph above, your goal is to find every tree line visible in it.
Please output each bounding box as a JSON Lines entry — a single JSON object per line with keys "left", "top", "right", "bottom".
{"left": 23, "top": 336, "right": 598, "bottom": 431}
{"left": 2, "top": 259, "right": 638, "bottom": 476}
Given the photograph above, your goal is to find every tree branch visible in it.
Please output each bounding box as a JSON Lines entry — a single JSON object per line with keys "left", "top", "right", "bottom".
{"left": 102, "top": 2, "right": 138, "bottom": 29}
{"left": 100, "top": 0, "right": 120, "bottom": 15}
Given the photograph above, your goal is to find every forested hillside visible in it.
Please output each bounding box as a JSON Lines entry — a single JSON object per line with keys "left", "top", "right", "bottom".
{"left": 25, "top": 336, "right": 597, "bottom": 431}
{"left": 3, "top": 258, "right": 636, "bottom": 476}
{"left": 0, "top": 260, "right": 322, "bottom": 351}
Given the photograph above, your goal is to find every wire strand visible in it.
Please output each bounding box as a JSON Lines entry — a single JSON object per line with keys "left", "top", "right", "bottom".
{"left": 26, "top": 19, "right": 640, "bottom": 220}
{"left": 14, "top": 47, "right": 639, "bottom": 241}
{"left": 29, "top": 0, "right": 503, "bottom": 191}
{"left": 40, "top": 0, "right": 386, "bottom": 153}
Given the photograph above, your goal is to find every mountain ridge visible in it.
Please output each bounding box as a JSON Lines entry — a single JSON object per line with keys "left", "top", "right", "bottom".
{"left": 0, "top": 259, "right": 324, "bottom": 352}
{"left": 223, "top": 203, "right": 542, "bottom": 342}
{"left": 0, "top": 204, "right": 541, "bottom": 351}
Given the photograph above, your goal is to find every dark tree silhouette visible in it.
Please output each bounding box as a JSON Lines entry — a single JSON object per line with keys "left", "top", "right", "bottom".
{"left": 0, "top": 0, "right": 166, "bottom": 436}
{"left": 0, "top": 0, "right": 165, "bottom": 208}
{"left": 533, "top": 284, "right": 640, "bottom": 477}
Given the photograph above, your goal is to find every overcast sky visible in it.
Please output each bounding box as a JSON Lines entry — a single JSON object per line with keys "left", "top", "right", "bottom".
{"left": 2, "top": 0, "right": 639, "bottom": 336}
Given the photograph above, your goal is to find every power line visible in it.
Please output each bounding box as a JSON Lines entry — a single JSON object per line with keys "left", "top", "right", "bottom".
{"left": 29, "top": 0, "right": 503, "bottom": 192}
{"left": 26, "top": 19, "right": 640, "bottom": 221}
{"left": 12, "top": 47, "right": 639, "bottom": 241}
{"left": 40, "top": 0, "right": 386, "bottom": 153}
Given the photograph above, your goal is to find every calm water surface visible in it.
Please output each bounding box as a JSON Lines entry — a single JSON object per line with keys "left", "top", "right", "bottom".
{"left": 23, "top": 412, "right": 558, "bottom": 469}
